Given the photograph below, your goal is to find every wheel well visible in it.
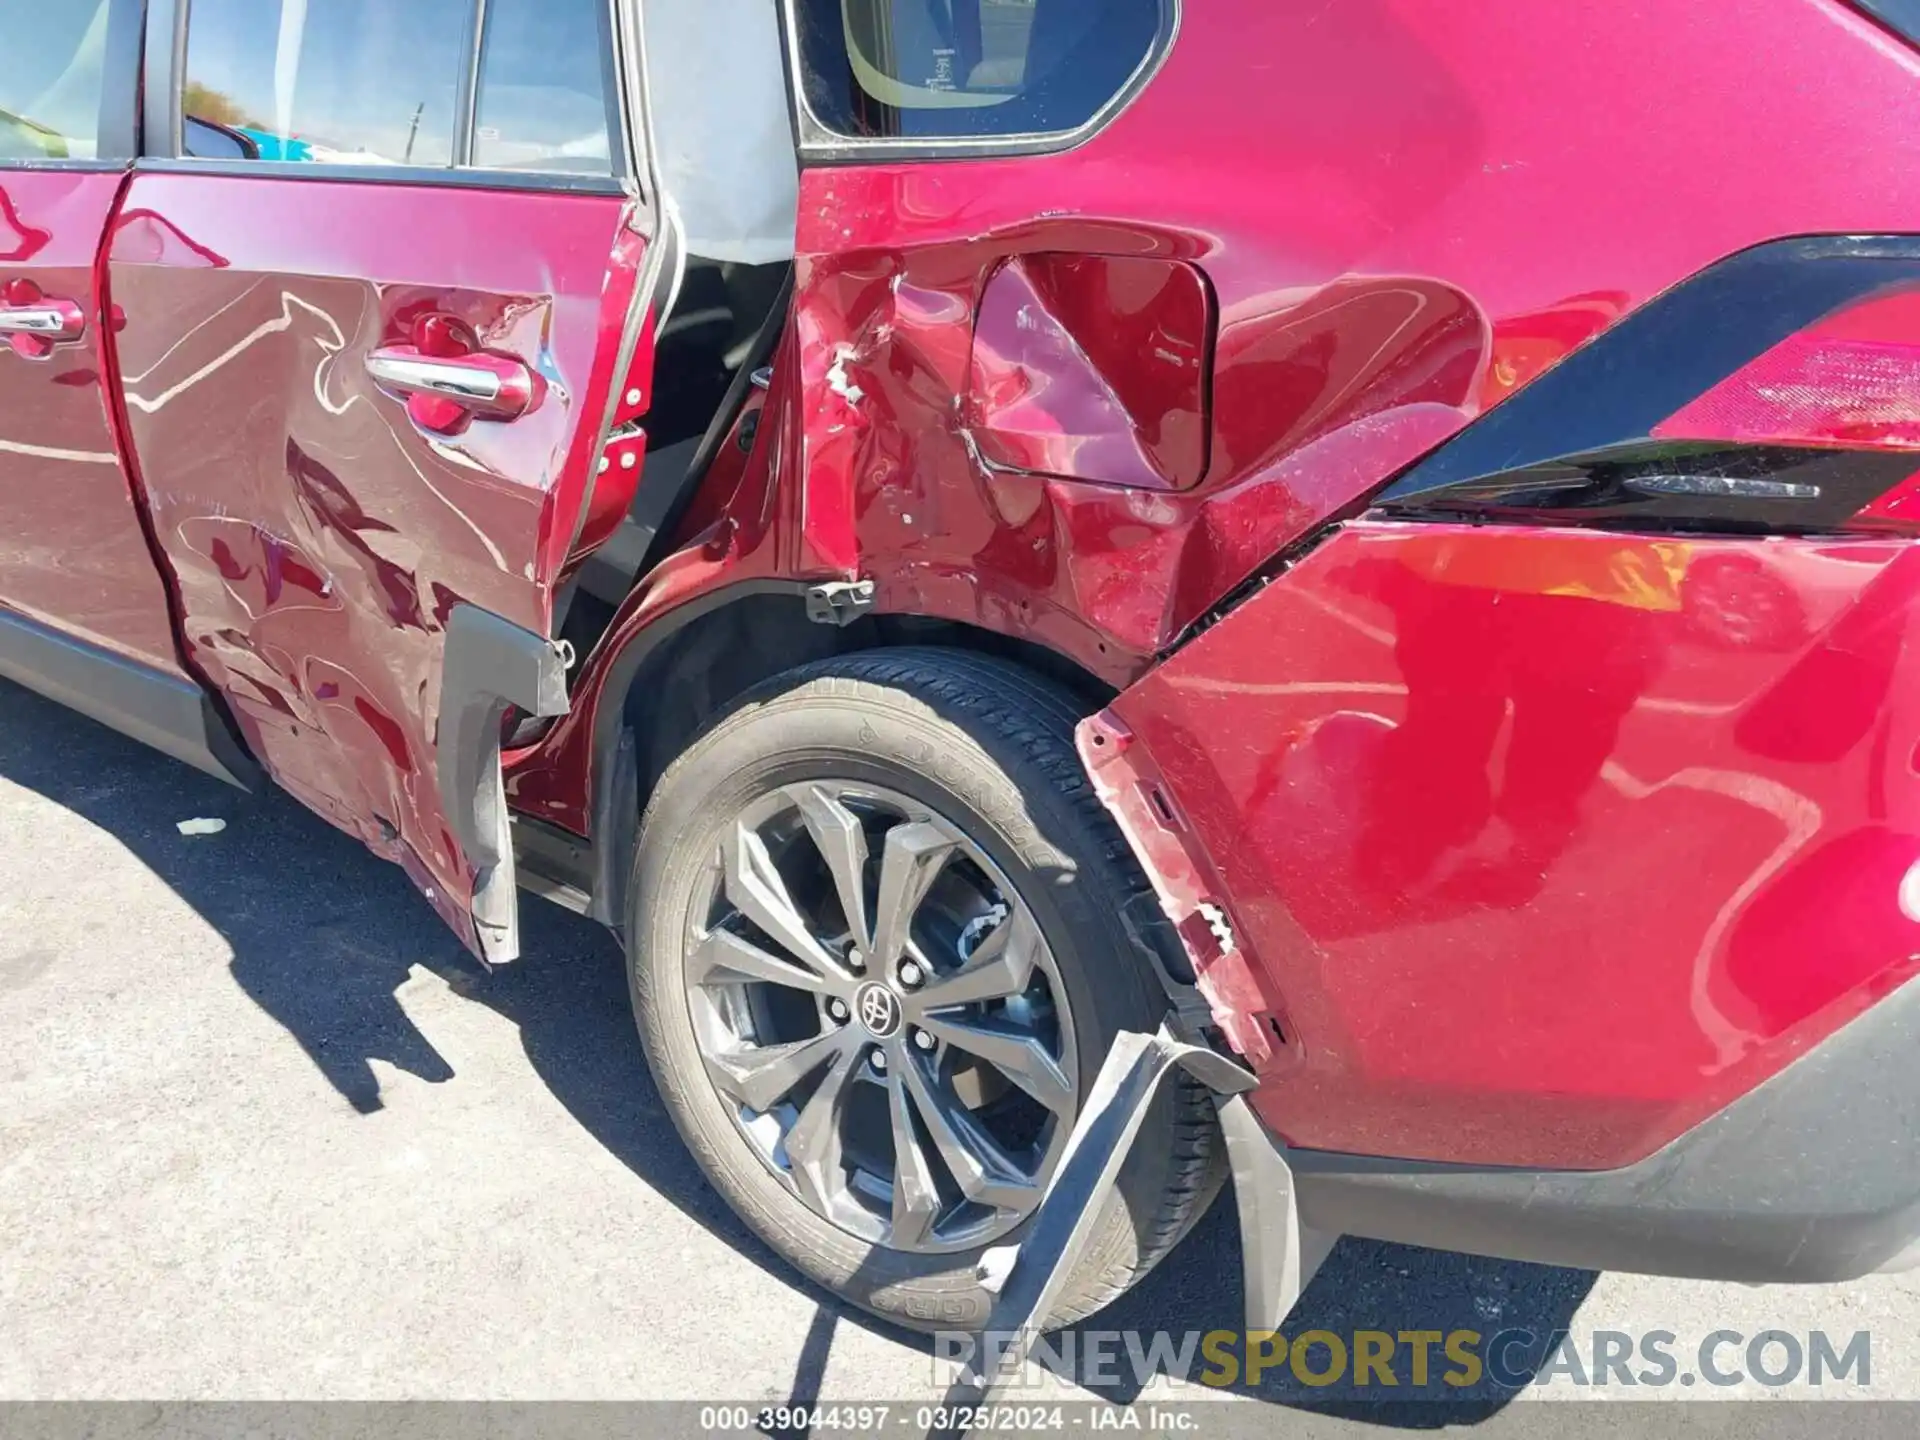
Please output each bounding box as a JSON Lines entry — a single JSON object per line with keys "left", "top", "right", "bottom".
{"left": 592, "top": 590, "right": 1117, "bottom": 928}
{"left": 621, "top": 596, "right": 1116, "bottom": 815}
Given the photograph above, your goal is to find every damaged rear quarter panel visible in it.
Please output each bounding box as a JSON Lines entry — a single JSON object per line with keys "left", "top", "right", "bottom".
{"left": 524, "top": 0, "right": 1920, "bottom": 923}
{"left": 776, "top": 0, "right": 1920, "bottom": 682}
{"left": 1104, "top": 520, "right": 1920, "bottom": 1172}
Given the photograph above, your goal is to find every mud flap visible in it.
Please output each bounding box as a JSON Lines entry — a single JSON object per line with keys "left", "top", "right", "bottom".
{"left": 438, "top": 606, "right": 571, "bottom": 965}
{"left": 933, "top": 1021, "right": 1338, "bottom": 1435}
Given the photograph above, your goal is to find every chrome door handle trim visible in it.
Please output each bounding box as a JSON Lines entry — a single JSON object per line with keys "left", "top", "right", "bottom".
{"left": 0, "top": 300, "right": 85, "bottom": 341}
{"left": 364, "top": 344, "right": 538, "bottom": 424}
{"left": 365, "top": 353, "right": 505, "bottom": 403}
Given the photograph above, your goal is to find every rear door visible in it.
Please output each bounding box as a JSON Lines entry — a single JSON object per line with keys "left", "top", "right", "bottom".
{"left": 111, "top": 0, "right": 657, "bottom": 961}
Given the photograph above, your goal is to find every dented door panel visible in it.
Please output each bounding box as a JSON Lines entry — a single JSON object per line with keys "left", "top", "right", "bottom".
{"left": 108, "top": 174, "right": 640, "bottom": 946}
{"left": 1105, "top": 521, "right": 1920, "bottom": 1172}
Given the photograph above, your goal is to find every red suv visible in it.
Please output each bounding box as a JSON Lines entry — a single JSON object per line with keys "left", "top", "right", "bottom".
{"left": 8, "top": 0, "right": 1920, "bottom": 1338}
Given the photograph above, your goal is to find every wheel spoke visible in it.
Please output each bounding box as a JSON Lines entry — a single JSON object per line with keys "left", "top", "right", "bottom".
{"left": 871, "top": 822, "right": 956, "bottom": 970}
{"left": 688, "top": 925, "right": 832, "bottom": 994}
{"left": 708, "top": 1027, "right": 851, "bottom": 1114}
{"left": 899, "top": 1049, "right": 1039, "bottom": 1211}
{"left": 917, "top": 1013, "right": 1074, "bottom": 1115}
{"left": 790, "top": 784, "right": 873, "bottom": 954}
{"left": 724, "top": 820, "right": 850, "bottom": 981}
{"left": 783, "top": 1041, "right": 862, "bottom": 1214}
{"left": 911, "top": 908, "right": 1042, "bottom": 1011}
{"left": 887, "top": 1059, "right": 943, "bottom": 1247}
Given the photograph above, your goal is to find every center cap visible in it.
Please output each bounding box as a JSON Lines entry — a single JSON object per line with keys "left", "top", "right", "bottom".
{"left": 854, "top": 981, "right": 903, "bottom": 1039}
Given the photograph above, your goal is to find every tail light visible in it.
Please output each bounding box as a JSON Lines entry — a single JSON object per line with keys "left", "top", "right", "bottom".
{"left": 1656, "top": 291, "right": 1920, "bottom": 452}
{"left": 1377, "top": 274, "right": 1920, "bottom": 536}
{"left": 1649, "top": 289, "right": 1920, "bottom": 533}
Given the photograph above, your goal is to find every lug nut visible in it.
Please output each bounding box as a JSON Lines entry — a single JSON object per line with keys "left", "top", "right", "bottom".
{"left": 847, "top": 947, "right": 866, "bottom": 973}
{"left": 870, "top": 1049, "right": 888, "bottom": 1074}
{"left": 912, "top": 1028, "right": 936, "bottom": 1052}
{"left": 898, "top": 960, "right": 924, "bottom": 989}
{"left": 826, "top": 998, "right": 849, "bottom": 1024}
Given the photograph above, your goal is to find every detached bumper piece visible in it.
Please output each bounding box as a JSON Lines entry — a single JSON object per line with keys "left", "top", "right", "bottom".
{"left": 934, "top": 1021, "right": 1338, "bottom": 1435}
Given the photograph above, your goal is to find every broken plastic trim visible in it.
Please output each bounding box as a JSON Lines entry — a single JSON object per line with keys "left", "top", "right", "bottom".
{"left": 936, "top": 1018, "right": 1335, "bottom": 1431}
{"left": 1077, "top": 711, "right": 1283, "bottom": 1068}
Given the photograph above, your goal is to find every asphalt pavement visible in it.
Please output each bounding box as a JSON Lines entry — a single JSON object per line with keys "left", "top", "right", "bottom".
{"left": 2, "top": 674, "right": 1914, "bottom": 1427}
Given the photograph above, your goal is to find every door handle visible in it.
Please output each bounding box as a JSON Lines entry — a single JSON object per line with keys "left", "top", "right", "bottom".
{"left": 0, "top": 297, "right": 85, "bottom": 345}
{"left": 366, "top": 345, "right": 536, "bottom": 424}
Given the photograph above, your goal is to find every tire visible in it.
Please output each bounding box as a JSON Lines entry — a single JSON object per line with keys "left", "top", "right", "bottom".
{"left": 627, "top": 647, "right": 1225, "bottom": 1332}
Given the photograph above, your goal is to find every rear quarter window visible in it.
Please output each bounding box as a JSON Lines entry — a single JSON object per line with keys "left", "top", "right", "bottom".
{"left": 791, "top": 0, "right": 1165, "bottom": 144}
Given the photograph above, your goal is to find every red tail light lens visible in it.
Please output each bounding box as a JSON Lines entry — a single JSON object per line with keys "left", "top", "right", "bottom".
{"left": 1647, "top": 289, "right": 1920, "bottom": 533}
{"left": 1378, "top": 245, "right": 1920, "bottom": 538}
{"left": 1654, "top": 291, "right": 1920, "bottom": 452}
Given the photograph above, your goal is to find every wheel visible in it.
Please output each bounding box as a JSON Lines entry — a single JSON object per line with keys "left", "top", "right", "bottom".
{"left": 627, "top": 648, "right": 1224, "bottom": 1331}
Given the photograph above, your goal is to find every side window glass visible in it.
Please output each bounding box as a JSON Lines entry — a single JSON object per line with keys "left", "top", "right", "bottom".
{"left": 793, "top": 0, "right": 1162, "bottom": 143}
{"left": 182, "top": 0, "right": 469, "bottom": 166}
{"left": 0, "top": 0, "right": 112, "bottom": 161}
{"left": 473, "top": 0, "right": 616, "bottom": 175}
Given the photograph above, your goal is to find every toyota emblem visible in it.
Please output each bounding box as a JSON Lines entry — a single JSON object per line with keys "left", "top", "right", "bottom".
{"left": 855, "top": 982, "right": 903, "bottom": 1039}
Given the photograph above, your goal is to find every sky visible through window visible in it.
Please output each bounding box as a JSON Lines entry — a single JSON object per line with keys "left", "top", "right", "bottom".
{"left": 0, "top": 0, "right": 111, "bottom": 158}
{"left": 184, "top": 0, "right": 610, "bottom": 171}
{"left": 186, "top": 0, "right": 465, "bottom": 164}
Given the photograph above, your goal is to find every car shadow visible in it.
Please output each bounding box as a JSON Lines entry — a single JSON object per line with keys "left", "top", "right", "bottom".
{"left": 0, "top": 679, "right": 1596, "bottom": 1418}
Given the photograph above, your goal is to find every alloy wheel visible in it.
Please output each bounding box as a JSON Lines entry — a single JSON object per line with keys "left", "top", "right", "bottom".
{"left": 682, "top": 780, "right": 1079, "bottom": 1254}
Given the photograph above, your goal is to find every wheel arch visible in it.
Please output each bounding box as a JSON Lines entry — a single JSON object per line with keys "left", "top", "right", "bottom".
{"left": 583, "top": 581, "right": 1119, "bottom": 931}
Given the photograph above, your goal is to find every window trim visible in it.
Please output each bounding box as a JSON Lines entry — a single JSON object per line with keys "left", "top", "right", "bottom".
{"left": 452, "top": 0, "right": 489, "bottom": 167}
{"left": 141, "top": 0, "right": 639, "bottom": 196}
{"left": 778, "top": 0, "right": 1181, "bottom": 164}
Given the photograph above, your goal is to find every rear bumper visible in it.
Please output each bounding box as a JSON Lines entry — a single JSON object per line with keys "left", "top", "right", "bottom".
{"left": 1285, "top": 967, "right": 1920, "bottom": 1282}
{"left": 1087, "top": 518, "right": 1920, "bottom": 1280}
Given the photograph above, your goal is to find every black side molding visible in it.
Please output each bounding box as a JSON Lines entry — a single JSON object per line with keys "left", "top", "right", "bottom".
{"left": 439, "top": 606, "right": 569, "bottom": 965}
{"left": 0, "top": 606, "right": 257, "bottom": 789}
{"left": 510, "top": 811, "right": 596, "bottom": 915}
{"left": 1287, "top": 974, "right": 1920, "bottom": 1284}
